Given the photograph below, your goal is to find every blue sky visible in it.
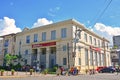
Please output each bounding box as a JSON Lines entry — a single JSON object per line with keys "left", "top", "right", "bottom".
{"left": 0, "top": 0, "right": 120, "bottom": 45}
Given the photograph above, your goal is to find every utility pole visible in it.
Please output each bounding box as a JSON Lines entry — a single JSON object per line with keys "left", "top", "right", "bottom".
{"left": 67, "top": 43, "right": 70, "bottom": 69}
{"left": 73, "top": 27, "right": 82, "bottom": 67}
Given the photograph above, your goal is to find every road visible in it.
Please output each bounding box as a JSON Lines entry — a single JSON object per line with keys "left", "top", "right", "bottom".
{"left": 0, "top": 73, "right": 119, "bottom": 80}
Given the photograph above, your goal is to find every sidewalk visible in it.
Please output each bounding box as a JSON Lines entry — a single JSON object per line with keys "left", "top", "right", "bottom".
{"left": 0, "top": 71, "right": 55, "bottom": 78}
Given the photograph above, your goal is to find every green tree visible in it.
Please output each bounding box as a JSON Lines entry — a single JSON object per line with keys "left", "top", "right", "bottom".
{"left": 113, "top": 45, "right": 118, "bottom": 49}
{"left": 4, "top": 54, "right": 17, "bottom": 66}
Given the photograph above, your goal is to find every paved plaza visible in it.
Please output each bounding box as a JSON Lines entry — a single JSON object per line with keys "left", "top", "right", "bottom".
{"left": 0, "top": 72, "right": 120, "bottom": 80}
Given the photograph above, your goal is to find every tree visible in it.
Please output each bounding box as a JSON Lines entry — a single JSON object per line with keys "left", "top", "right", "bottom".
{"left": 113, "top": 45, "right": 118, "bottom": 49}
{"left": 4, "top": 54, "right": 17, "bottom": 66}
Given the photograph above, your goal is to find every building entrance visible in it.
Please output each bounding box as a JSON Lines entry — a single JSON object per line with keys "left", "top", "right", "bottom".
{"left": 49, "top": 47, "right": 56, "bottom": 68}
{"left": 40, "top": 48, "right": 46, "bottom": 69}
{"left": 31, "top": 49, "right": 37, "bottom": 67}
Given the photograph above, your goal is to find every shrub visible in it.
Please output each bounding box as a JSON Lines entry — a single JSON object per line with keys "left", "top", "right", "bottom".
{"left": 11, "top": 69, "right": 15, "bottom": 72}
{"left": 0, "top": 69, "right": 4, "bottom": 72}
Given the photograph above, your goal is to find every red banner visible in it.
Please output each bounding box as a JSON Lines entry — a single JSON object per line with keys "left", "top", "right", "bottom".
{"left": 90, "top": 46, "right": 101, "bottom": 52}
{"left": 32, "top": 42, "right": 56, "bottom": 48}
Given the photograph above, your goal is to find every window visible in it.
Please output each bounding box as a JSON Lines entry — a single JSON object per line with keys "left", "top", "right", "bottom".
{"left": 63, "top": 45, "right": 67, "bottom": 51}
{"left": 61, "top": 28, "right": 67, "bottom": 38}
{"left": 25, "top": 50, "right": 28, "bottom": 55}
{"left": 4, "top": 40, "right": 9, "bottom": 47}
{"left": 19, "top": 41, "right": 21, "bottom": 45}
{"left": 63, "top": 58, "right": 67, "bottom": 65}
{"left": 89, "top": 36, "right": 92, "bottom": 44}
{"left": 102, "top": 41, "right": 104, "bottom": 48}
{"left": 94, "top": 52, "right": 98, "bottom": 66}
{"left": 51, "top": 30, "right": 56, "bottom": 40}
{"left": 106, "top": 43, "right": 108, "bottom": 49}
{"left": 98, "top": 52, "right": 101, "bottom": 66}
{"left": 4, "top": 48, "right": 8, "bottom": 54}
{"left": 85, "top": 49, "right": 88, "bottom": 65}
{"left": 84, "top": 33, "right": 87, "bottom": 42}
{"left": 78, "top": 58, "right": 81, "bottom": 65}
{"left": 42, "top": 32, "right": 46, "bottom": 41}
{"left": 98, "top": 40, "right": 100, "bottom": 47}
{"left": 90, "top": 50, "right": 93, "bottom": 66}
{"left": 78, "top": 46, "right": 81, "bottom": 51}
{"left": 34, "top": 34, "right": 38, "bottom": 42}
{"left": 26, "top": 35, "right": 30, "bottom": 43}
{"left": 94, "top": 38, "right": 96, "bottom": 46}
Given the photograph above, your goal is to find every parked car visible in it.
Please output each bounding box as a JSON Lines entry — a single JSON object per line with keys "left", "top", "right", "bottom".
{"left": 96, "top": 66, "right": 106, "bottom": 72}
{"left": 98, "top": 67, "right": 115, "bottom": 73}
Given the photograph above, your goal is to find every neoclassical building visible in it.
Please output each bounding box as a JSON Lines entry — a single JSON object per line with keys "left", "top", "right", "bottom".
{"left": 14, "top": 19, "right": 111, "bottom": 72}
{"left": 0, "top": 33, "right": 16, "bottom": 66}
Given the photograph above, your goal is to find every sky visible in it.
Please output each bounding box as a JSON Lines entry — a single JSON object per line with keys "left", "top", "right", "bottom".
{"left": 0, "top": 0, "right": 120, "bottom": 46}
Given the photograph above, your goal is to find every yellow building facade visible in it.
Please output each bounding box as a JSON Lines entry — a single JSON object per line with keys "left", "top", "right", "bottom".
{"left": 15, "top": 19, "right": 111, "bottom": 72}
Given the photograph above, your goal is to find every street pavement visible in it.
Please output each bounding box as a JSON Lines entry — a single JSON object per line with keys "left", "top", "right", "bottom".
{"left": 0, "top": 72, "right": 120, "bottom": 80}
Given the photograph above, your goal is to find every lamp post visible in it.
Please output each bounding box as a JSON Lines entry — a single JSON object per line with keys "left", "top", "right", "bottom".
{"left": 66, "top": 43, "right": 70, "bottom": 75}
{"left": 73, "top": 28, "right": 82, "bottom": 66}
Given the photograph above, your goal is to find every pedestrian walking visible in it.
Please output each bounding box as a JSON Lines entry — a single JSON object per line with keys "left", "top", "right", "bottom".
{"left": 116, "top": 67, "right": 119, "bottom": 75}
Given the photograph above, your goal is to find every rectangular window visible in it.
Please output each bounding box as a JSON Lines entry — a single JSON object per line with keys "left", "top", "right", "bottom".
{"left": 102, "top": 41, "right": 104, "bottom": 48}
{"left": 4, "top": 40, "right": 9, "bottom": 47}
{"left": 34, "top": 34, "right": 38, "bottom": 42}
{"left": 94, "top": 52, "right": 97, "bottom": 66}
{"left": 89, "top": 36, "right": 92, "bottom": 44}
{"left": 84, "top": 33, "right": 87, "bottom": 42}
{"left": 4, "top": 48, "right": 8, "bottom": 54}
{"left": 25, "top": 50, "right": 28, "bottom": 55}
{"left": 63, "top": 58, "right": 67, "bottom": 65}
{"left": 94, "top": 38, "right": 96, "bottom": 46}
{"left": 106, "top": 43, "right": 108, "bottom": 49}
{"left": 63, "top": 45, "right": 67, "bottom": 51}
{"left": 51, "top": 30, "right": 56, "bottom": 40}
{"left": 61, "top": 28, "right": 67, "bottom": 38}
{"left": 78, "top": 46, "right": 81, "bottom": 51}
{"left": 78, "top": 58, "right": 81, "bottom": 65}
{"left": 90, "top": 50, "right": 93, "bottom": 66}
{"left": 77, "top": 29, "right": 81, "bottom": 39}
{"left": 98, "top": 40, "right": 100, "bottom": 47}
{"left": 85, "top": 49, "right": 88, "bottom": 65}
{"left": 26, "top": 35, "right": 30, "bottom": 43}
{"left": 99, "top": 53, "right": 101, "bottom": 66}
{"left": 42, "top": 32, "right": 46, "bottom": 41}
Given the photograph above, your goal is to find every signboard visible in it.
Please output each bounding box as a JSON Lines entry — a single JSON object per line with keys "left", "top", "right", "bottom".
{"left": 112, "top": 59, "right": 119, "bottom": 62}
{"left": 32, "top": 42, "right": 56, "bottom": 48}
{"left": 90, "top": 46, "right": 101, "bottom": 52}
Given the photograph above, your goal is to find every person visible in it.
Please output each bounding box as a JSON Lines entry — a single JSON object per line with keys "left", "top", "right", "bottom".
{"left": 56, "top": 67, "right": 61, "bottom": 76}
{"left": 116, "top": 67, "right": 119, "bottom": 75}
{"left": 36, "top": 66, "right": 40, "bottom": 73}
{"left": 33, "top": 66, "right": 36, "bottom": 72}
{"left": 60, "top": 66, "right": 64, "bottom": 75}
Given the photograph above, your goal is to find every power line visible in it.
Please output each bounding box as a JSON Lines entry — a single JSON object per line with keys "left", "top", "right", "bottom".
{"left": 90, "top": 0, "right": 113, "bottom": 29}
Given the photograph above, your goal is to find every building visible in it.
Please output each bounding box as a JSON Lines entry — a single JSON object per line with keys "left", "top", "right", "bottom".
{"left": 111, "top": 35, "right": 120, "bottom": 66}
{"left": 0, "top": 39, "right": 4, "bottom": 65}
{"left": 113, "top": 35, "right": 120, "bottom": 48}
{"left": 0, "top": 33, "right": 16, "bottom": 66}
{"left": 15, "top": 19, "right": 111, "bottom": 72}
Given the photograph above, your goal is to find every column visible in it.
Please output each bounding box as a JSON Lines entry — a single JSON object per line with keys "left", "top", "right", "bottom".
{"left": 46, "top": 47, "right": 50, "bottom": 68}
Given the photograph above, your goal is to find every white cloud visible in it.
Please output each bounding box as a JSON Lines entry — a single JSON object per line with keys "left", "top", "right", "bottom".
{"left": 94, "top": 23, "right": 120, "bottom": 36}
{"left": 94, "top": 23, "right": 120, "bottom": 45}
{"left": 0, "top": 17, "right": 21, "bottom": 36}
{"left": 32, "top": 18, "right": 53, "bottom": 28}
{"left": 48, "top": 6, "right": 60, "bottom": 17}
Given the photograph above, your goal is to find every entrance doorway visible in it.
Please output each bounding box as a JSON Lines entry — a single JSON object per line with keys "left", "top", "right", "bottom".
{"left": 49, "top": 47, "right": 56, "bottom": 68}
{"left": 40, "top": 48, "right": 46, "bottom": 69}
{"left": 31, "top": 49, "right": 37, "bottom": 67}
